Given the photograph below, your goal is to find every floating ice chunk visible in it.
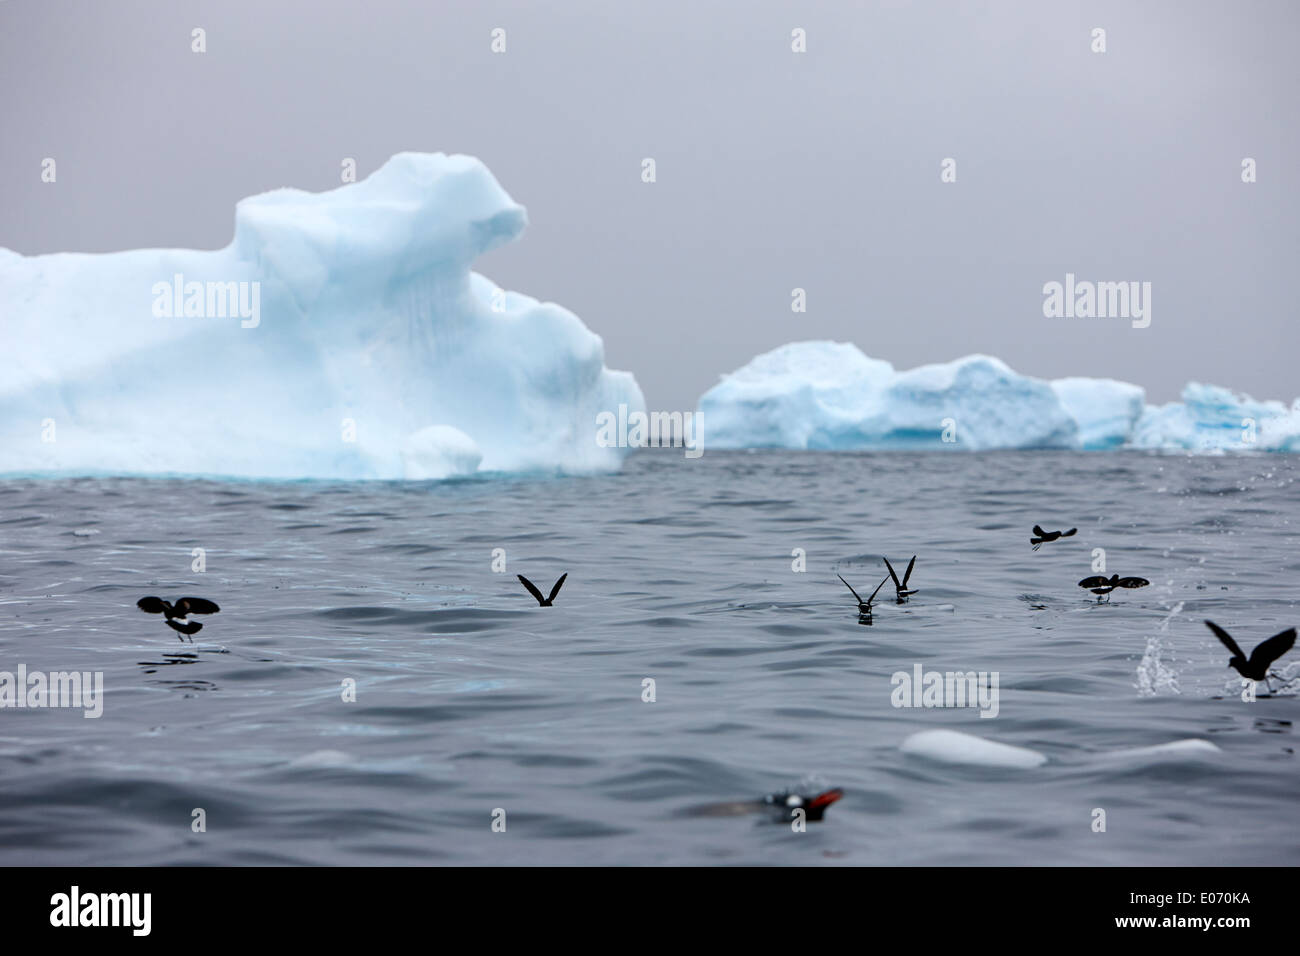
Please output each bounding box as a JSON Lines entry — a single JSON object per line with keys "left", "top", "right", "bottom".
{"left": 900, "top": 729, "right": 1048, "bottom": 768}
{"left": 1091, "top": 739, "right": 1221, "bottom": 762}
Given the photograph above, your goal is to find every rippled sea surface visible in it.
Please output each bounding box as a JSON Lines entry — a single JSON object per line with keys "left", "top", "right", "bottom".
{"left": 1, "top": 451, "right": 1298, "bottom": 866}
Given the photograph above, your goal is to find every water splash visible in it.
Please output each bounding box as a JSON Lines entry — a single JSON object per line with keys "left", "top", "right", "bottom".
{"left": 1136, "top": 601, "right": 1184, "bottom": 697}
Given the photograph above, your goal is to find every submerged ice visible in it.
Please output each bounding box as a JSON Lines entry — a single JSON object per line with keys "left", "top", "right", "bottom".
{"left": 699, "top": 341, "right": 1300, "bottom": 453}
{"left": 0, "top": 153, "right": 644, "bottom": 479}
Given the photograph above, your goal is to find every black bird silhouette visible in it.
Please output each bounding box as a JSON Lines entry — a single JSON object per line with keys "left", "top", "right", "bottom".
{"left": 1030, "top": 525, "right": 1077, "bottom": 551}
{"left": 1205, "top": 620, "right": 1297, "bottom": 693}
{"left": 136, "top": 596, "right": 220, "bottom": 640}
{"left": 1077, "top": 574, "right": 1149, "bottom": 601}
{"left": 683, "top": 788, "right": 844, "bottom": 824}
{"left": 518, "top": 573, "right": 567, "bottom": 607}
{"left": 883, "top": 556, "right": 918, "bottom": 603}
{"left": 838, "top": 574, "right": 889, "bottom": 617}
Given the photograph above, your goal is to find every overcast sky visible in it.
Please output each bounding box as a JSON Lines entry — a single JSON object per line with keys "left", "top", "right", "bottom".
{"left": 2, "top": 0, "right": 1296, "bottom": 411}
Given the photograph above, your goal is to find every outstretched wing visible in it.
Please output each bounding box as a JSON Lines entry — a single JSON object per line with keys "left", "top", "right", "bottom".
{"left": 1078, "top": 576, "right": 1109, "bottom": 589}
{"left": 1062, "top": 528, "right": 1078, "bottom": 537}
{"left": 883, "top": 557, "right": 902, "bottom": 589}
{"left": 517, "top": 574, "right": 546, "bottom": 606}
{"left": 1249, "top": 628, "right": 1297, "bottom": 671}
{"left": 903, "top": 556, "right": 916, "bottom": 587}
{"left": 176, "top": 597, "right": 220, "bottom": 615}
{"left": 1116, "top": 577, "right": 1149, "bottom": 589}
{"left": 1032, "top": 525, "right": 1046, "bottom": 537}
{"left": 1204, "top": 620, "right": 1246, "bottom": 659}
{"left": 136, "top": 596, "right": 167, "bottom": 614}
{"left": 837, "top": 574, "right": 864, "bottom": 603}
{"left": 547, "top": 573, "right": 568, "bottom": 604}
{"left": 867, "top": 576, "right": 889, "bottom": 603}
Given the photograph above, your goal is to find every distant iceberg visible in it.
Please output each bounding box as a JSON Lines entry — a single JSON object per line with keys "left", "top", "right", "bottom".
{"left": 0, "top": 153, "right": 644, "bottom": 479}
{"left": 699, "top": 341, "right": 1299, "bottom": 452}
{"left": 1132, "top": 383, "right": 1300, "bottom": 452}
{"left": 1051, "top": 377, "right": 1146, "bottom": 450}
{"left": 698, "top": 342, "right": 1077, "bottom": 451}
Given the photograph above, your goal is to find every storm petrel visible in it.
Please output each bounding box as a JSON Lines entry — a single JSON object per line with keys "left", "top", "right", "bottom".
{"left": 1077, "top": 574, "right": 1149, "bottom": 601}
{"left": 136, "top": 596, "right": 220, "bottom": 640}
{"left": 518, "top": 573, "right": 567, "bottom": 607}
{"left": 1205, "top": 620, "right": 1297, "bottom": 693}
{"left": 838, "top": 574, "right": 889, "bottom": 616}
{"left": 1030, "top": 525, "right": 1077, "bottom": 550}
{"left": 883, "top": 556, "right": 918, "bottom": 603}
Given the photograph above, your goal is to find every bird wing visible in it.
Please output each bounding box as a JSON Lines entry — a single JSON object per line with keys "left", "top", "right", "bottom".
{"left": 1249, "top": 628, "right": 1297, "bottom": 671}
{"left": 1078, "top": 576, "right": 1109, "bottom": 589}
{"left": 837, "top": 574, "right": 864, "bottom": 603}
{"left": 547, "top": 573, "right": 568, "bottom": 604}
{"left": 1204, "top": 620, "right": 1245, "bottom": 659}
{"left": 883, "top": 557, "right": 902, "bottom": 589}
{"left": 136, "top": 596, "right": 167, "bottom": 614}
{"left": 1033, "top": 525, "right": 1046, "bottom": 537}
{"left": 867, "top": 576, "right": 889, "bottom": 603}
{"left": 1117, "top": 577, "right": 1149, "bottom": 589}
{"left": 903, "top": 556, "right": 916, "bottom": 586}
{"left": 1063, "top": 528, "right": 1078, "bottom": 536}
{"left": 517, "top": 574, "right": 546, "bottom": 605}
{"left": 176, "top": 597, "right": 220, "bottom": 615}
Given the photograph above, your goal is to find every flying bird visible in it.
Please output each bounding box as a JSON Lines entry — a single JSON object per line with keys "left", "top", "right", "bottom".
{"left": 1205, "top": 620, "right": 1297, "bottom": 693}
{"left": 1077, "top": 574, "right": 1149, "bottom": 601}
{"left": 1030, "top": 525, "right": 1077, "bottom": 550}
{"left": 883, "top": 556, "right": 918, "bottom": 603}
{"left": 136, "top": 596, "right": 220, "bottom": 640}
{"left": 682, "top": 788, "right": 844, "bottom": 824}
{"left": 838, "top": 574, "right": 889, "bottom": 617}
{"left": 518, "top": 572, "right": 567, "bottom": 607}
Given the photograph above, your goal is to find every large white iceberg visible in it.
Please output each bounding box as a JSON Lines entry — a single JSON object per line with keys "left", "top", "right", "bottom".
{"left": 1051, "top": 377, "right": 1146, "bottom": 450}
{"left": 699, "top": 341, "right": 1078, "bottom": 450}
{"left": 699, "top": 341, "right": 1300, "bottom": 453}
{"left": 0, "top": 153, "right": 644, "bottom": 479}
{"left": 1132, "top": 383, "right": 1300, "bottom": 452}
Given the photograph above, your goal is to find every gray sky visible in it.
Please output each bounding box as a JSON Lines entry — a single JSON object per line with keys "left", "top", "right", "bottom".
{"left": 2, "top": 0, "right": 1297, "bottom": 412}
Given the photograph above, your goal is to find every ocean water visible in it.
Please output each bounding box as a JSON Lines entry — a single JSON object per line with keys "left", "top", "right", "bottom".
{"left": 1, "top": 450, "right": 1297, "bottom": 866}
